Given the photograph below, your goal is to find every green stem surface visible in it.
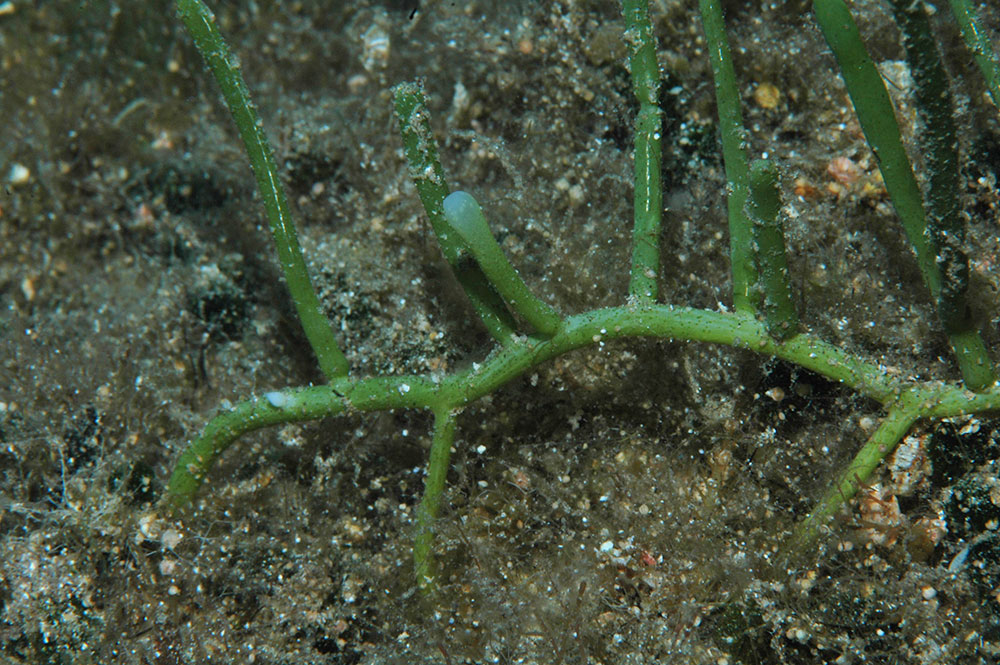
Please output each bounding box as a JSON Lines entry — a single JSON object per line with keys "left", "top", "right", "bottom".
{"left": 747, "top": 159, "right": 798, "bottom": 339}
{"left": 623, "top": 0, "right": 664, "bottom": 303}
{"left": 699, "top": 0, "right": 755, "bottom": 313}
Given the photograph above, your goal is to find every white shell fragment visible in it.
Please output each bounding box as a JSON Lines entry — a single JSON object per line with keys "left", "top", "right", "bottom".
{"left": 265, "top": 391, "right": 290, "bottom": 408}
{"left": 361, "top": 23, "right": 390, "bottom": 72}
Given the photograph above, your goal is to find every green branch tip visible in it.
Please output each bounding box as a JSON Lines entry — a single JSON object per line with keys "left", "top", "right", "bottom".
{"left": 443, "top": 191, "right": 563, "bottom": 337}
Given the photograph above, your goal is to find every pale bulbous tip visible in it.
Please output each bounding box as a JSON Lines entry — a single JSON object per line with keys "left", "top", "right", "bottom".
{"left": 442, "top": 190, "right": 481, "bottom": 232}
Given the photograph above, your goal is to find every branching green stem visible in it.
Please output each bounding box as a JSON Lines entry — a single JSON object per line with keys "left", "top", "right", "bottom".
{"left": 176, "top": 0, "right": 348, "bottom": 379}
{"left": 166, "top": 306, "right": 1000, "bottom": 510}
{"left": 698, "top": 0, "right": 755, "bottom": 313}
{"left": 170, "top": 0, "right": 1000, "bottom": 589}
{"left": 623, "top": 0, "right": 663, "bottom": 303}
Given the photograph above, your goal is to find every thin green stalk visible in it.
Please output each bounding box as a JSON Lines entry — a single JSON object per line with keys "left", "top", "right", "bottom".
{"left": 414, "top": 408, "right": 458, "bottom": 589}
{"left": 166, "top": 388, "right": 348, "bottom": 508}
{"left": 623, "top": 0, "right": 663, "bottom": 303}
{"left": 814, "top": 0, "right": 994, "bottom": 391}
{"left": 176, "top": 0, "right": 348, "bottom": 379}
{"left": 890, "top": 1, "right": 990, "bottom": 387}
{"left": 948, "top": 0, "right": 1000, "bottom": 110}
{"left": 747, "top": 159, "right": 798, "bottom": 340}
{"left": 442, "top": 191, "right": 562, "bottom": 336}
{"left": 393, "top": 82, "right": 517, "bottom": 343}
{"left": 891, "top": 0, "right": 962, "bottom": 285}
{"left": 698, "top": 0, "right": 755, "bottom": 313}
{"left": 812, "top": 0, "right": 936, "bottom": 287}
{"left": 794, "top": 400, "right": 921, "bottom": 547}
{"left": 892, "top": 0, "right": 968, "bottom": 260}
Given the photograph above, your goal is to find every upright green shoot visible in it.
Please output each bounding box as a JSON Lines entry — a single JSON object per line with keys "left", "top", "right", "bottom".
{"left": 698, "top": 0, "right": 755, "bottom": 313}
{"left": 176, "top": 0, "right": 349, "bottom": 380}
{"left": 891, "top": 0, "right": 962, "bottom": 323}
{"left": 747, "top": 159, "right": 798, "bottom": 340}
{"left": 813, "top": 0, "right": 994, "bottom": 391}
{"left": 623, "top": 0, "right": 663, "bottom": 303}
{"left": 890, "top": 0, "right": 995, "bottom": 391}
{"left": 812, "top": 0, "right": 934, "bottom": 282}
